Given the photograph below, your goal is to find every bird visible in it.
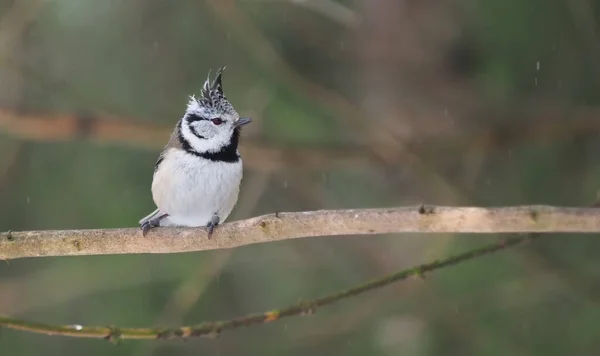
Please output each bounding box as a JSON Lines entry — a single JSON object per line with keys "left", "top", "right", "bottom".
{"left": 139, "top": 67, "right": 251, "bottom": 237}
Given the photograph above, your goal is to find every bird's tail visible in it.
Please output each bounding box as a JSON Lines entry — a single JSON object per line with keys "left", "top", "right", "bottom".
{"left": 139, "top": 209, "right": 162, "bottom": 225}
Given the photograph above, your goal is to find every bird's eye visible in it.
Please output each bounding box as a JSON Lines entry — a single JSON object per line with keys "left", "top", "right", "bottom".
{"left": 211, "top": 118, "right": 223, "bottom": 125}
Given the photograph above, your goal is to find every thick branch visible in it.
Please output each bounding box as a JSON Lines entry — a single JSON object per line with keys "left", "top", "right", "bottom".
{"left": 1, "top": 205, "right": 599, "bottom": 260}
{"left": 0, "top": 235, "right": 536, "bottom": 340}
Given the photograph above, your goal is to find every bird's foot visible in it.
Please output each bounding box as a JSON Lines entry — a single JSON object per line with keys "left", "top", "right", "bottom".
{"left": 140, "top": 214, "right": 168, "bottom": 236}
{"left": 205, "top": 213, "right": 220, "bottom": 239}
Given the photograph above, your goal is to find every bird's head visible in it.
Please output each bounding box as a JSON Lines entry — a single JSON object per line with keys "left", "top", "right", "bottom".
{"left": 179, "top": 67, "right": 251, "bottom": 154}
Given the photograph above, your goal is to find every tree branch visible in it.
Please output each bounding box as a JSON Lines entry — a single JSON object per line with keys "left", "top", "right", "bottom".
{"left": 0, "top": 234, "right": 537, "bottom": 341}
{"left": 1, "top": 205, "right": 599, "bottom": 261}
{"left": 2, "top": 107, "right": 600, "bottom": 171}
{"left": 0, "top": 108, "right": 377, "bottom": 171}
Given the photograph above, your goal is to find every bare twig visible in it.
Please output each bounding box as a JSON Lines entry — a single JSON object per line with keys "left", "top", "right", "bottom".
{"left": 0, "top": 235, "right": 536, "bottom": 340}
{"left": 0, "top": 0, "right": 46, "bottom": 50}
{"left": 288, "top": 0, "right": 362, "bottom": 27}
{"left": 207, "top": 0, "right": 370, "bottom": 134}
{"left": 1, "top": 205, "right": 599, "bottom": 261}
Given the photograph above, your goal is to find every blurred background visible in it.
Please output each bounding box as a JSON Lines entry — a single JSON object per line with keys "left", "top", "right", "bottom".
{"left": 0, "top": 0, "right": 599, "bottom": 355}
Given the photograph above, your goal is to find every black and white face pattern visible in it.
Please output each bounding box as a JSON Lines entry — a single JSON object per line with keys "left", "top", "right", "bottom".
{"left": 178, "top": 68, "right": 250, "bottom": 162}
{"left": 181, "top": 96, "right": 239, "bottom": 152}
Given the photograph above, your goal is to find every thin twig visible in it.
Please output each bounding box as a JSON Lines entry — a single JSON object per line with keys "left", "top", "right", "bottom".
{"left": 287, "top": 0, "right": 362, "bottom": 27}
{"left": 0, "top": 235, "right": 537, "bottom": 340}
{"left": 207, "top": 0, "right": 370, "bottom": 133}
{"left": 1, "top": 205, "right": 599, "bottom": 261}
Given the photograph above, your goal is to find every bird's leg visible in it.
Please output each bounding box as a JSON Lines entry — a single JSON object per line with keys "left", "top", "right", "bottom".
{"left": 205, "top": 213, "right": 220, "bottom": 239}
{"left": 141, "top": 214, "right": 168, "bottom": 236}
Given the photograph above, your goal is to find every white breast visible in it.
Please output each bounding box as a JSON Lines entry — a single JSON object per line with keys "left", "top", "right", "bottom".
{"left": 151, "top": 148, "right": 243, "bottom": 227}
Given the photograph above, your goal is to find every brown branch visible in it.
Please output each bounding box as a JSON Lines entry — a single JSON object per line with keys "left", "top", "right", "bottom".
{"left": 0, "top": 235, "right": 536, "bottom": 341}
{"left": 1, "top": 107, "right": 600, "bottom": 171}
{"left": 1, "top": 205, "right": 599, "bottom": 261}
{"left": 0, "top": 108, "right": 377, "bottom": 171}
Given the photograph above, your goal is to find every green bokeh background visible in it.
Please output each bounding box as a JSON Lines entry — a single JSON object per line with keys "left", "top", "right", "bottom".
{"left": 0, "top": 0, "right": 599, "bottom": 355}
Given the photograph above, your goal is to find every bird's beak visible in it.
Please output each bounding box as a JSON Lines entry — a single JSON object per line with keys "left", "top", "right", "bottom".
{"left": 234, "top": 117, "right": 252, "bottom": 127}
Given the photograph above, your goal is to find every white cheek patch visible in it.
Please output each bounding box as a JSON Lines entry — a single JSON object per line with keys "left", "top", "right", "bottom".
{"left": 190, "top": 121, "right": 215, "bottom": 139}
{"left": 181, "top": 121, "right": 214, "bottom": 153}
{"left": 181, "top": 119, "right": 233, "bottom": 153}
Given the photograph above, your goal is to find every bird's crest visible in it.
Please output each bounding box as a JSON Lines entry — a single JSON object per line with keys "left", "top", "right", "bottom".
{"left": 187, "top": 67, "right": 234, "bottom": 115}
{"left": 200, "top": 66, "right": 226, "bottom": 103}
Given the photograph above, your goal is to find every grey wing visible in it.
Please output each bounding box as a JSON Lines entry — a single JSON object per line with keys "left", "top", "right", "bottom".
{"left": 139, "top": 208, "right": 164, "bottom": 225}
{"left": 140, "top": 123, "right": 181, "bottom": 226}
{"left": 140, "top": 159, "right": 166, "bottom": 225}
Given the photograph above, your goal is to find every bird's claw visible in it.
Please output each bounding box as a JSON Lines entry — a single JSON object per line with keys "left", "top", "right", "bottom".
{"left": 205, "top": 214, "right": 220, "bottom": 239}
{"left": 141, "top": 221, "right": 152, "bottom": 237}
{"left": 140, "top": 214, "right": 167, "bottom": 236}
{"left": 205, "top": 224, "right": 215, "bottom": 238}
